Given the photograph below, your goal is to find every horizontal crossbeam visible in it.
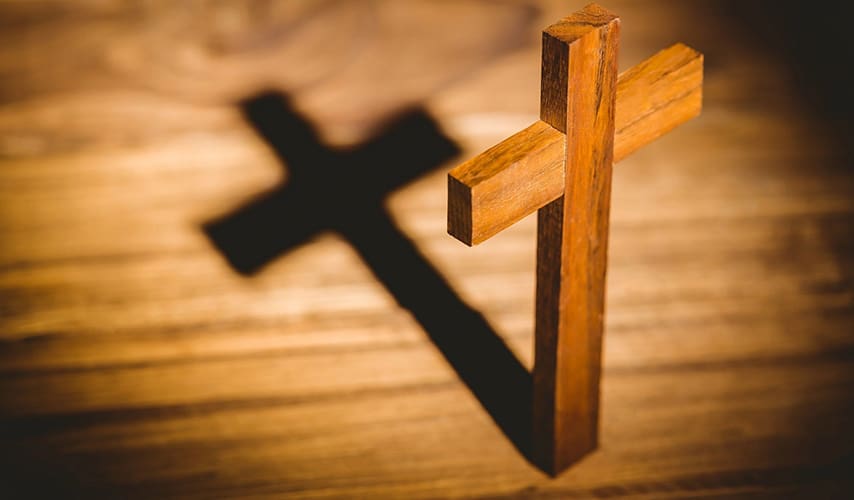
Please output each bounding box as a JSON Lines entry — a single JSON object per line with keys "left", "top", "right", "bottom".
{"left": 448, "top": 43, "right": 703, "bottom": 246}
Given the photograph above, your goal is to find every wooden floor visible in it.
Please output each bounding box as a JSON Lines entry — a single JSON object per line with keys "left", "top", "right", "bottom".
{"left": 2, "top": 1, "right": 854, "bottom": 498}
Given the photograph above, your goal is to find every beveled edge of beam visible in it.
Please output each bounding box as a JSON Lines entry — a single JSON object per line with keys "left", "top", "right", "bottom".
{"left": 448, "top": 43, "right": 703, "bottom": 246}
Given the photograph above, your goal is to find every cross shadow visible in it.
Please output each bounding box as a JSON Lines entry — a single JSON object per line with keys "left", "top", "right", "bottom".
{"left": 203, "top": 92, "right": 535, "bottom": 467}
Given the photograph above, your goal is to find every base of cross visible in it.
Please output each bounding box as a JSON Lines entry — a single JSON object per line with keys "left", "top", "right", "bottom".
{"left": 447, "top": 3, "right": 703, "bottom": 476}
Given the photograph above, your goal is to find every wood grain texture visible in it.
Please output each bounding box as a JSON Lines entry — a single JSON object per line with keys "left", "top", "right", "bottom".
{"left": 532, "top": 3, "right": 620, "bottom": 475}
{"left": 1, "top": 0, "right": 854, "bottom": 498}
{"left": 448, "top": 120, "right": 563, "bottom": 246}
{"left": 448, "top": 43, "right": 702, "bottom": 246}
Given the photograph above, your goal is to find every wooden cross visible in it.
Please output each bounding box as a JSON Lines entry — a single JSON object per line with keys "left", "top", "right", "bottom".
{"left": 447, "top": 3, "right": 703, "bottom": 475}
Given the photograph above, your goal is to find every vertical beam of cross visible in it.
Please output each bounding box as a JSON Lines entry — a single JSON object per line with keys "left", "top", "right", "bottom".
{"left": 447, "top": 3, "right": 703, "bottom": 476}
{"left": 533, "top": 5, "right": 619, "bottom": 474}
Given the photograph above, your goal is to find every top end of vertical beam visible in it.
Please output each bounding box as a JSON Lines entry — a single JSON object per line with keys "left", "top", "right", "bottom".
{"left": 540, "top": 3, "right": 620, "bottom": 133}
{"left": 543, "top": 3, "right": 619, "bottom": 43}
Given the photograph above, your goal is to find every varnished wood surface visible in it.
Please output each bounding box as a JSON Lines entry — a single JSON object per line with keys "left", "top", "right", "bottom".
{"left": 532, "top": 3, "right": 620, "bottom": 474}
{"left": 2, "top": 0, "right": 854, "bottom": 498}
{"left": 447, "top": 43, "right": 702, "bottom": 246}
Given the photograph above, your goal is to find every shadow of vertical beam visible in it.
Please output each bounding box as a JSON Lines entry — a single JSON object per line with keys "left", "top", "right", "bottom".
{"left": 340, "top": 206, "right": 533, "bottom": 463}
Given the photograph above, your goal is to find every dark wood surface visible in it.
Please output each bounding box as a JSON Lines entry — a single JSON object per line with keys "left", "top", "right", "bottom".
{"left": 1, "top": 1, "right": 854, "bottom": 498}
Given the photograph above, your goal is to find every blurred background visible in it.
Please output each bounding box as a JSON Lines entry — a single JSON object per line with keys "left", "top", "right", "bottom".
{"left": 1, "top": 0, "right": 853, "bottom": 498}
